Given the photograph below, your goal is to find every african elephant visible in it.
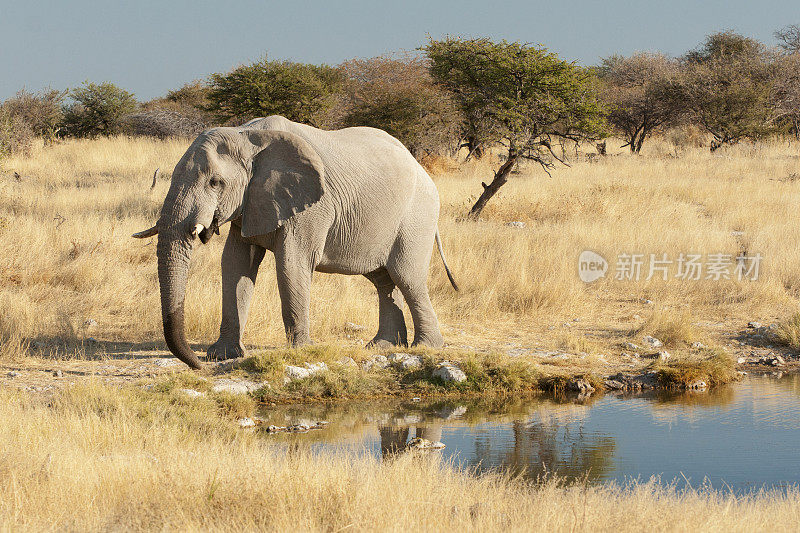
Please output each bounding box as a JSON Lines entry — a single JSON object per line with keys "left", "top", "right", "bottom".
{"left": 133, "top": 115, "right": 458, "bottom": 369}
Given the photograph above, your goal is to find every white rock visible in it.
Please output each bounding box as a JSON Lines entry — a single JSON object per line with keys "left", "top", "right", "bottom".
{"left": 336, "top": 356, "right": 359, "bottom": 369}
{"left": 433, "top": 362, "right": 467, "bottom": 383}
{"left": 344, "top": 322, "right": 365, "bottom": 332}
{"left": 748, "top": 322, "right": 762, "bottom": 329}
{"left": 303, "top": 361, "right": 328, "bottom": 373}
{"left": 179, "top": 388, "right": 205, "bottom": 398}
{"left": 7, "top": 371, "right": 20, "bottom": 378}
{"left": 692, "top": 342, "right": 705, "bottom": 349}
{"left": 505, "top": 221, "right": 526, "bottom": 228}
{"left": 284, "top": 365, "right": 312, "bottom": 380}
{"left": 658, "top": 351, "right": 671, "bottom": 362}
{"left": 238, "top": 418, "right": 256, "bottom": 428}
{"left": 737, "top": 357, "right": 746, "bottom": 364}
{"left": 388, "top": 353, "right": 423, "bottom": 370}
{"left": 362, "top": 355, "right": 390, "bottom": 371}
{"left": 624, "top": 342, "right": 640, "bottom": 351}
{"left": 284, "top": 361, "right": 328, "bottom": 382}
{"left": 211, "top": 379, "right": 263, "bottom": 394}
{"left": 154, "top": 358, "right": 182, "bottom": 368}
{"left": 642, "top": 336, "right": 663, "bottom": 348}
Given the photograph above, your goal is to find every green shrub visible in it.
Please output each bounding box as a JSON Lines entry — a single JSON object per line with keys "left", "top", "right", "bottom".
{"left": 60, "top": 82, "right": 138, "bottom": 137}
{"left": 205, "top": 57, "right": 344, "bottom": 126}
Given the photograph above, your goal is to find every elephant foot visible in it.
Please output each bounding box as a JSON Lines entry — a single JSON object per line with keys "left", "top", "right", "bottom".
{"left": 207, "top": 339, "right": 247, "bottom": 361}
{"left": 287, "top": 334, "right": 313, "bottom": 348}
{"left": 366, "top": 335, "right": 408, "bottom": 349}
{"left": 411, "top": 331, "right": 444, "bottom": 349}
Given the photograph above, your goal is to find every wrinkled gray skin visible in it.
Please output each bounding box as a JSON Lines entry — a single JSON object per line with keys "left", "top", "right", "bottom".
{"left": 134, "top": 116, "right": 457, "bottom": 369}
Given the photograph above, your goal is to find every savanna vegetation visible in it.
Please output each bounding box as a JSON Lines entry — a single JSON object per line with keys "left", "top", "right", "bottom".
{"left": 2, "top": 28, "right": 800, "bottom": 531}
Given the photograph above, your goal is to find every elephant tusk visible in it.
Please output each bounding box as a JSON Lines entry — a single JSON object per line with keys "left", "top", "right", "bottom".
{"left": 192, "top": 223, "right": 205, "bottom": 238}
{"left": 132, "top": 225, "right": 158, "bottom": 238}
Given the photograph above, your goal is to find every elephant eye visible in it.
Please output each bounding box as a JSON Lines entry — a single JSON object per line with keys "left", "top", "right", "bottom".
{"left": 209, "top": 177, "right": 222, "bottom": 188}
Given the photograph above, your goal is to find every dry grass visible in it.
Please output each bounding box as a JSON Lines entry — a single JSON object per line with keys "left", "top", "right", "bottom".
{"left": 634, "top": 307, "right": 698, "bottom": 347}
{"left": 775, "top": 313, "right": 800, "bottom": 349}
{"left": 0, "top": 135, "right": 799, "bottom": 362}
{"left": 656, "top": 348, "right": 740, "bottom": 389}
{"left": 1, "top": 383, "right": 799, "bottom": 531}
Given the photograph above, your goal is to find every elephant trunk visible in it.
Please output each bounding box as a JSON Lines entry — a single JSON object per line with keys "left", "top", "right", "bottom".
{"left": 157, "top": 234, "right": 202, "bottom": 369}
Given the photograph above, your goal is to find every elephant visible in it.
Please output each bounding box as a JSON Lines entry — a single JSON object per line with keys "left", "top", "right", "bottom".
{"left": 133, "top": 115, "right": 458, "bottom": 369}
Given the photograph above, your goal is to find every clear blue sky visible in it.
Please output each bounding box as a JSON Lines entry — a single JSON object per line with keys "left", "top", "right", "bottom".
{"left": 1, "top": 0, "right": 799, "bottom": 101}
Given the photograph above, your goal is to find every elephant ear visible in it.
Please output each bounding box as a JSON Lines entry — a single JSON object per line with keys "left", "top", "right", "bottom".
{"left": 240, "top": 130, "right": 325, "bottom": 238}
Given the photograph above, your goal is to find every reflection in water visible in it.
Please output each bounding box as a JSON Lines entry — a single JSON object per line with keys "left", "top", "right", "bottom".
{"left": 258, "top": 373, "right": 800, "bottom": 492}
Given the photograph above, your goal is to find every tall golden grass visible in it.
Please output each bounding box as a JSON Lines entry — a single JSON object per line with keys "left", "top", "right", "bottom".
{"left": 1, "top": 383, "right": 798, "bottom": 531}
{"left": 0, "top": 135, "right": 798, "bottom": 358}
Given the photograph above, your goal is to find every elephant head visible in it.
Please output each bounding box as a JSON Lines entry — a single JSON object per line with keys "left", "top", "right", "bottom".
{"left": 133, "top": 128, "right": 325, "bottom": 368}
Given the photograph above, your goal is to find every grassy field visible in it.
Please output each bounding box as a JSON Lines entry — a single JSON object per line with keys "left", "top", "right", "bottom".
{"left": 2, "top": 135, "right": 800, "bottom": 530}
{"left": 0, "top": 135, "right": 798, "bottom": 371}
{"left": 1, "top": 382, "right": 799, "bottom": 532}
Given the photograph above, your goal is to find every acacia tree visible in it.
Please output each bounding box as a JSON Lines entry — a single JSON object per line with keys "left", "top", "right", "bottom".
{"left": 60, "top": 82, "right": 138, "bottom": 137}
{"left": 205, "top": 57, "right": 344, "bottom": 126}
{"left": 424, "top": 38, "right": 605, "bottom": 218}
{"left": 338, "top": 55, "right": 462, "bottom": 158}
{"left": 597, "top": 53, "right": 679, "bottom": 153}
{"left": 678, "top": 31, "right": 777, "bottom": 151}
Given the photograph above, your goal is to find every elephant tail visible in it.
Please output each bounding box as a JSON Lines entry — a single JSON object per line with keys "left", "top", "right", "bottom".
{"left": 435, "top": 229, "right": 459, "bottom": 291}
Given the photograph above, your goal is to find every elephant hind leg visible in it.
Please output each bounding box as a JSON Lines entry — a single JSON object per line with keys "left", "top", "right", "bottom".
{"left": 364, "top": 268, "right": 408, "bottom": 348}
{"left": 386, "top": 264, "right": 443, "bottom": 348}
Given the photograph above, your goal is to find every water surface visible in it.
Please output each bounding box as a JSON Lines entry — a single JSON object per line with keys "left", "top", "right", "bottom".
{"left": 259, "top": 373, "right": 800, "bottom": 492}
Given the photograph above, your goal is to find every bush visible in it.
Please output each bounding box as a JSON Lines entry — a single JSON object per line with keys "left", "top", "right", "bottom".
{"left": 164, "top": 80, "right": 211, "bottom": 111}
{"left": 205, "top": 57, "right": 345, "bottom": 126}
{"left": 141, "top": 80, "right": 215, "bottom": 130}
{"left": 123, "top": 109, "right": 208, "bottom": 139}
{"left": 0, "top": 111, "right": 34, "bottom": 158}
{"left": 773, "top": 52, "right": 800, "bottom": 138}
{"left": 1, "top": 89, "right": 64, "bottom": 140}
{"left": 0, "top": 89, "right": 65, "bottom": 157}
{"left": 338, "top": 55, "right": 462, "bottom": 158}
{"left": 677, "top": 32, "right": 778, "bottom": 150}
{"left": 60, "top": 82, "right": 138, "bottom": 137}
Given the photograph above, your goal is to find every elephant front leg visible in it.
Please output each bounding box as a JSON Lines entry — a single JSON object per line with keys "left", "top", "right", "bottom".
{"left": 208, "top": 227, "right": 265, "bottom": 361}
{"left": 275, "top": 249, "right": 314, "bottom": 347}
